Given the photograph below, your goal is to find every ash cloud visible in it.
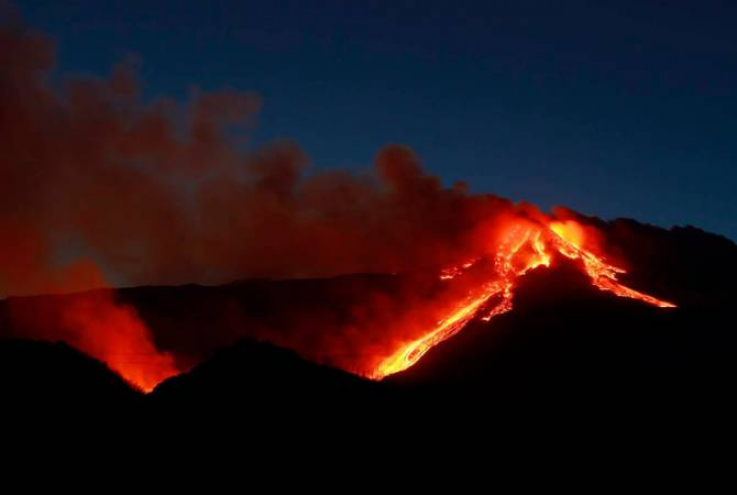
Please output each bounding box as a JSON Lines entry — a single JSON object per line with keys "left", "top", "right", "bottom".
{"left": 0, "top": 24, "right": 517, "bottom": 298}
{"left": 0, "top": 21, "right": 538, "bottom": 384}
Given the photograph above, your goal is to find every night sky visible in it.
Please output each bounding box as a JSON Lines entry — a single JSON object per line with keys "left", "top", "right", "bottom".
{"left": 12, "top": 0, "right": 737, "bottom": 241}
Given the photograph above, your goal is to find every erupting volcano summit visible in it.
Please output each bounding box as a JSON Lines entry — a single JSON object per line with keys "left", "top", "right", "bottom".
{"left": 371, "top": 218, "right": 675, "bottom": 379}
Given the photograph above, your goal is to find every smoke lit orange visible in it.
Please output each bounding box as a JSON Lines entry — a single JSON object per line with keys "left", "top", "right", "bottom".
{"left": 59, "top": 291, "right": 179, "bottom": 392}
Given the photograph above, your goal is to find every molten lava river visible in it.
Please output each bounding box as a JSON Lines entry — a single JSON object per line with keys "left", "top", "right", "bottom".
{"left": 370, "top": 219, "right": 675, "bottom": 380}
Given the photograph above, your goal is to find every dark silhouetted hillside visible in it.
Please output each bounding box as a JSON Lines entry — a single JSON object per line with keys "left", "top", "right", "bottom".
{"left": 149, "top": 338, "right": 377, "bottom": 407}
{"left": 0, "top": 340, "right": 141, "bottom": 409}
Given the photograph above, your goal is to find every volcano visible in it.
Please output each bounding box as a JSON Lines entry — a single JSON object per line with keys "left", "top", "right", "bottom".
{"left": 3, "top": 20, "right": 735, "bottom": 409}
{"left": 1, "top": 215, "right": 736, "bottom": 413}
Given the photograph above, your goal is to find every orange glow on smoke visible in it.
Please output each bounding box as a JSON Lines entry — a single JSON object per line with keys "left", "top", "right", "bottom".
{"left": 371, "top": 219, "right": 675, "bottom": 379}
{"left": 6, "top": 260, "right": 178, "bottom": 393}
{"left": 60, "top": 291, "right": 178, "bottom": 392}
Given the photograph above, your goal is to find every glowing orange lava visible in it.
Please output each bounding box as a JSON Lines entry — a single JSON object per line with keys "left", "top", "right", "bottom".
{"left": 371, "top": 219, "right": 675, "bottom": 379}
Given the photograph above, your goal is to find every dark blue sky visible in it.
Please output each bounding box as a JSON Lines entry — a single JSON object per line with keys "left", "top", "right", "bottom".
{"left": 14, "top": 0, "right": 737, "bottom": 240}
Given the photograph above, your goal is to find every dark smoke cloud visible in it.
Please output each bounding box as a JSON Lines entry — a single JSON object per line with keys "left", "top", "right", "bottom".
{"left": 0, "top": 24, "right": 518, "bottom": 298}
{"left": 0, "top": 20, "right": 544, "bottom": 385}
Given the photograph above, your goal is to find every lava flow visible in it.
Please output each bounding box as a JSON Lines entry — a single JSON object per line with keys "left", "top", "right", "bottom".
{"left": 371, "top": 219, "right": 675, "bottom": 380}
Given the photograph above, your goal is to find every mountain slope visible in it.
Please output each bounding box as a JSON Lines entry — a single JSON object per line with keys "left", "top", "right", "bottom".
{"left": 0, "top": 219, "right": 735, "bottom": 405}
{"left": 386, "top": 260, "right": 736, "bottom": 388}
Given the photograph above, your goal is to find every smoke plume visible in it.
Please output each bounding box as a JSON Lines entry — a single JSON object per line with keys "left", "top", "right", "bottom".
{"left": 0, "top": 22, "right": 537, "bottom": 387}
{"left": 0, "top": 25, "right": 521, "bottom": 298}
